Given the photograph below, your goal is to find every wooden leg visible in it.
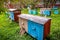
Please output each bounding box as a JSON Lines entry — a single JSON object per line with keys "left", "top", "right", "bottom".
{"left": 20, "top": 27, "right": 25, "bottom": 35}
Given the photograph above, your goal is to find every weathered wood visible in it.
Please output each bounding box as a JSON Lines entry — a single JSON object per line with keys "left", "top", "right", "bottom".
{"left": 18, "top": 14, "right": 51, "bottom": 25}
{"left": 44, "top": 19, "right": 51, "bottom": 38}
{"left": 19, "top": 18, "right": 28, "bottom": 35}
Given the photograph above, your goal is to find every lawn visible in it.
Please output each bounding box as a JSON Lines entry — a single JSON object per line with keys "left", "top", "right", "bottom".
{"left": 0, "top": 8, "right": 60, "bottom": 40}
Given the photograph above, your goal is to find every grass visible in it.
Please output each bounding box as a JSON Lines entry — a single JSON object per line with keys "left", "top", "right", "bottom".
{"left": 0, "top": 13, "right": 35, "bottom": 40}
{"left": 0, "top": 8, "right": 60, "bottom": 40}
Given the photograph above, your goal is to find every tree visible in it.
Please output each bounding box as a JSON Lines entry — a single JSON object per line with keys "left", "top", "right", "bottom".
{"left": 0, "top": 0, "right": 8, "bottom": 12}
{"left": 43, "top": 0, "right": 57, "bottom": 8}
{"left": 18, "top": 0, "right": 40, "bottom": 7}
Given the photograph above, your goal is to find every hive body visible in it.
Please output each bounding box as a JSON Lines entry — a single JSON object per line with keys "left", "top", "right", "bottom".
{"left": 28, "top": 20, "right": 44, "bottom": 40}
{"left": 18, "top": 14, "right": 51, "bottom": 40}
{"left": 9, "top": 9, "right": 21, "bottom": 22}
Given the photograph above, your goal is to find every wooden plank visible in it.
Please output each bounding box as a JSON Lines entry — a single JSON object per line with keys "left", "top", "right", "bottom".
{"left": 19, "top": 18, "right": 28, "bottom": 35}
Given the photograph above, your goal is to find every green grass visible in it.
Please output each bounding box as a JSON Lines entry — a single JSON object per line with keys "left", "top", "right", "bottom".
{"left": 0, "top": 8, "right": 60, "bottom": 40}
{"left": 0, "top": 13, "right": 35, "bottom": 40}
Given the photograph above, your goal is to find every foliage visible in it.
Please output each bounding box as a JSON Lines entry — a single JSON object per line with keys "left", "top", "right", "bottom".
{"left": 43, "top": 0, "right": 57, "bottom": 8}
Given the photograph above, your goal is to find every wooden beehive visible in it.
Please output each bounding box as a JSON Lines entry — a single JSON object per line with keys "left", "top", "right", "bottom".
{"left": 18, "top": 14, "right": 51, "bottom": 40}
{"left": 40, "top": 8, "right": 51, "bottom": 16}
{"left": 9, "top": 9, "right": 21, "bottom": 22}
{"left": 14, "top": 9, "right": 21, "bottom": 22}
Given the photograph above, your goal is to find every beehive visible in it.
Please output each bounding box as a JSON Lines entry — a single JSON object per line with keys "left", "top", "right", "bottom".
{"left": 9, "top": 9, "right": 21, "bottom": 22}
{"left": 40, "top": 8, "right": 51, "bottom": 16}
{"left": 54, "top": 10, "right": 59, "bottom": 14}
{"left": 18, "top": 14, "right": 51, "bottom": 40}
{"left": 52, "top": 7, "right": 59, "bottom": 14}
{"left": 28, "top": 9, "right": 38, "bottom": 15}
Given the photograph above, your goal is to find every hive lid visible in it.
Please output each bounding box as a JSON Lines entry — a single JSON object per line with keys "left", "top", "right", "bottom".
{"left": 9, "top": 9, "right": 16, "bottom": 11}
{"left": 18, "top": 14, "right": 51, "bottom": 25}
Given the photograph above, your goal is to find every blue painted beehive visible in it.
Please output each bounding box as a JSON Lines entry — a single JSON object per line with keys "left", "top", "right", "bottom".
{"left": 9, "top": 9, "right": 16, "bottom": 20}
{"left": 28, "top": 9, "right": 38, "bottom": 15}
{"left": 52, "top": 6, "right": 59, "bottom": 14}
{"left": 18, "top": 14, "right": 51, "bottom": 40}
{"left": 43, "top": 9, "right": 51, "bottom": 16}
{"left": 9, "top": 9, "right": 21, "bottom": 22}
{"left": 54, "top": 10, "right": 59, "bottom": 14}
{"left": 29, "top": 9, "right": 33, "bottom": 14}
{"left": 33, "top": 9, "right": 38, "bottom": 15}
{"left": 40, "top": 8, "right": 51, "bottom": 16}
